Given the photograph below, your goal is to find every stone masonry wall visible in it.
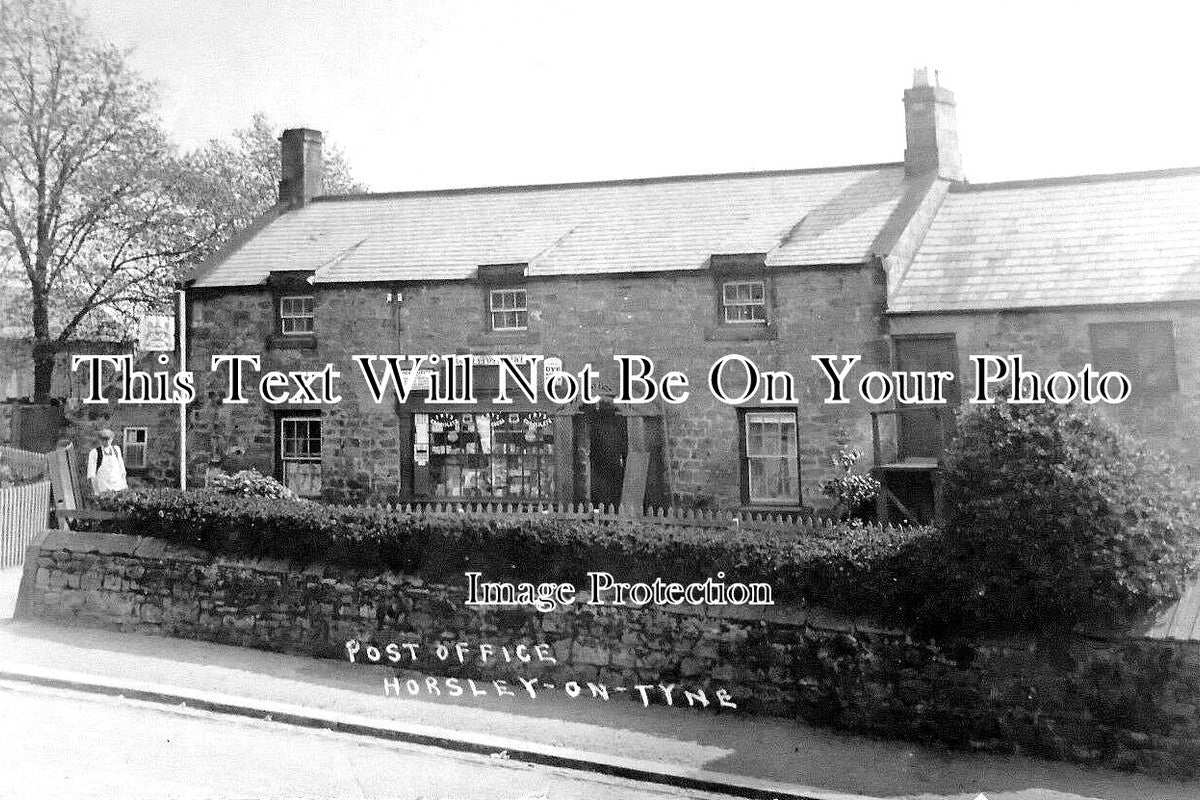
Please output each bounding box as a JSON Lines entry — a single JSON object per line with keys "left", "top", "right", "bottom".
{"left": 889, "top": 306, "right": 1200, "bottom": 478}
{"left": 18, "top": 529, "right": 1200, "bottom": 776}
{"left": 184, "top": 265, "right": 891, "bottom": 508}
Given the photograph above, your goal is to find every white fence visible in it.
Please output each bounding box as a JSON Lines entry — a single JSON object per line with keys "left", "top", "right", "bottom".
{"left": 0, "top": 446, "right": 52, "bottom": 568}
{"left": 0, "top": 478, "right": 50, "bottom": 568}
{"left": 363, "top": 501, "right": 919, "bottom": 536}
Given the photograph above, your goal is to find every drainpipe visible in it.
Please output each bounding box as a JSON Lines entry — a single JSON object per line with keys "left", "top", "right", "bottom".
{"left": 177, "top": 284, "right": 187, "bottom": 491}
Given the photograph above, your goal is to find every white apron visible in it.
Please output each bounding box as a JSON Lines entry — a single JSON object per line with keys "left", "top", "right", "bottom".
{"left": 87, "top": 445, "right": 128, "bottom": 493}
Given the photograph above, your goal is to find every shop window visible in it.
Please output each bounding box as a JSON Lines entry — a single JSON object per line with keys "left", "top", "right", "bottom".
{"left": 122, "top": 427, "right": 147, "bottom": 469}
{"left": 279, "top": 416, "right": 322, "bottom": 496}
{"left": 740, "top": 409, "right": 800, "bottom": 505}
{"left": 415, "top": 411, "right": 554, "bottom": 499}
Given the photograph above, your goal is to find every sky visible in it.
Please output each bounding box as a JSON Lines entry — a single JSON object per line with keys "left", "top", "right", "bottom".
{"left": 80, "top": 0, "right": 1200, "bottom": 193}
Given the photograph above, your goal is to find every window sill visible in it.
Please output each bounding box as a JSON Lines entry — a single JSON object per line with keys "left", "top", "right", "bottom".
{"left": 467, "top": 330, "right": 542, "bottom": 347}
{"left": 268, "top": 334, "right": 318, "bottom": 351}
{"left": 704, "top": 324, "right": 778, "bottom": 342}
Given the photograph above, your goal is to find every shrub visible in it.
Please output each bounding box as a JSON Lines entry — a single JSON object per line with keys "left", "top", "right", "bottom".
{"left": 820, "top": 448, "right": 880, "bottom": 522}
{"left": 933, "top": 401, "right": 1200, "bottom": 632}
{"left": 206, "top": 469, "right": 297, "bottom": 500}
{"left": 94, "top": 488, "right": 938, "bottom": 623}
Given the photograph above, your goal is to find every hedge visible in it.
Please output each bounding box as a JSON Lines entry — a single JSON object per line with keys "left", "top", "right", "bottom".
{"left": 93, "top": 488, "right": 940, "bottom": 622}
{"left": 935, "top": 400, "right": 1200, "bottom": 632}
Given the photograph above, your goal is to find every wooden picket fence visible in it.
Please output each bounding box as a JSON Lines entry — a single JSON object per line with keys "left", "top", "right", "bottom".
{"left": 0, "top": 446, "right": 52, "bottom": 569}
{"left": 361, "top": 500, "right": 915, "bottom": 536}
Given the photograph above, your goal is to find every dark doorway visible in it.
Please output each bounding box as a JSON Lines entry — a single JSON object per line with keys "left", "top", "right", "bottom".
{"left": 587, "top": 407, "right": 626, "bottom": 508}
{"left": 894, "top": 335, "right": 959, "bottom": 460}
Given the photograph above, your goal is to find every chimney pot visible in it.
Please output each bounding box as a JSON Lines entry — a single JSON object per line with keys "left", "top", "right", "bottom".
{"left": 279, "top": 128, "right": 324, "bottom": 208}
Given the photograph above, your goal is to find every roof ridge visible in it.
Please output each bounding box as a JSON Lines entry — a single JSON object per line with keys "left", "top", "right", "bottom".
{"left": 309, "top": 162, "right": 906, "bottom": 203}
{"left": 951, "top": 165, "right": 1200, "bottom": 193}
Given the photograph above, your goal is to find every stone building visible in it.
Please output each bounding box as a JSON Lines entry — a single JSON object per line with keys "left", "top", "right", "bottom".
{"left": 114, "top": 72, "right": 1200, "bottom": 514}
{"left": 887, "top": 167, "right": 1200, "bottom": 478}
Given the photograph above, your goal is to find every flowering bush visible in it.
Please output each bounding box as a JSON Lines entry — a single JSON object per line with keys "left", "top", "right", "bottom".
{"left": 820, "top": 448, "right": 880, "bottom": 521}
{"left": 206, "top": 469, "right": 297, "bottom": 500}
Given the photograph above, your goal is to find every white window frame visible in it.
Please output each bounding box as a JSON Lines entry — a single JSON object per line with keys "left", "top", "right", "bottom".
{"left": 279, "top": 416, "right": 322, "bottom": 496}
{"left": 721, "top": 280, "right": 767, "bottom": 325}
{"left": 489, "top": 288, "right": 528, "bottom": 332}
{"left": 122, "top": 427, "right": 148, "bottom": 469}
{"left": 279, "top": 295, "right": 315, "bottom": 335}
{"left": 743, "top": 411, "right": 799, "bottom": 505}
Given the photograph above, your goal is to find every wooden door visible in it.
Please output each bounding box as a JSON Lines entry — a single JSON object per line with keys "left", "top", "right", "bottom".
{"left": 894, "top": 335, "right": 959, "bottom": 460}
{"left": 587, "top": 410, "right": 626, "bottom": 508}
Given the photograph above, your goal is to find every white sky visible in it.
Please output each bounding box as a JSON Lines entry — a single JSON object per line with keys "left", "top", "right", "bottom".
{"left": 81, "top": 0, "right": 1200, "bottom": 192}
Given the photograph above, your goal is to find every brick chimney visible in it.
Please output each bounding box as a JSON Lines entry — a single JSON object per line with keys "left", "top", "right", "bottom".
{"left": 903, "top": 68, "right": 963, "bottom": 180}
{"left": 278, "top": 128, "right": 324, "bottom": 208}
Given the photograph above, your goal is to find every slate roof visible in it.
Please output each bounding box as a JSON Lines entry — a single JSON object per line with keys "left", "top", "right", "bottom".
{"left": 190, "top": 164, "right": 909, "bottom": 288}
{"left": 890, "top": 167, "right": 1200, "bottom": 313}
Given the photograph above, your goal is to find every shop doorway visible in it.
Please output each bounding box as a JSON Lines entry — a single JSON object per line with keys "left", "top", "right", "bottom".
{"left": 586, "top": 407, "right": 626, "bottom": 508}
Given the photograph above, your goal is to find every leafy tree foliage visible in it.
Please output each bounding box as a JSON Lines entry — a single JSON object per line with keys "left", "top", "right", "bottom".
{"left": 181, "top": 113, "right": 364, "bottom": 267}
{"left": 0, "top": 2, "right": 364, "bottom": 400}
{"left": 0, "top": 0, "right": 201, "bottom": 398}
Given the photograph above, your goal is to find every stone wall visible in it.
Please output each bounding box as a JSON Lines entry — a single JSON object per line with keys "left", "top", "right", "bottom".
{"left": 889, "top": 305, "right": 1200, "bottom": 478}
{"left": 17, "top": 529, "right": 1200, "bottom": 776}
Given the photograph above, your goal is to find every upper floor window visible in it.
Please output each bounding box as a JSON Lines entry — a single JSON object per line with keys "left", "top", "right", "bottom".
{"left": 721, "top": 280, "right": 767, "bottom": 324}
{"left": 489, "top": 288, "right": 528, "bottom": 331}
{"left": 279, "top": 295, "right": 315, "bottom": 335}
{"left": 122, "top": 427, "right": 147, "bottom": 469}
{"left": 1089, "top": 321, "right": 1178, "bottom": 400}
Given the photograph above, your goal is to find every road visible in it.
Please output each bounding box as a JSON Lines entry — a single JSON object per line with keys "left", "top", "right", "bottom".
{"left": 0, "top": 681, "right": 740, "bottom": 800}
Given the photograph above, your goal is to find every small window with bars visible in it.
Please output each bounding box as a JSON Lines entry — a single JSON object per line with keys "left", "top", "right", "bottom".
{"left": 279, "top": 295, "right": 315, "bottom": 335}
{"left": 721, "top": 280, "right": 767, "bottom": 324}
{"left": 489, "top": 288, "right": 528, "bottom": 331}
{"left": 122, "top": 427, "right": 147, "bottom": 469}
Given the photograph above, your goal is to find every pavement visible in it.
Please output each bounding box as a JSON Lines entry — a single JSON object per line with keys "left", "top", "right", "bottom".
{"left": 2, "top": 565, "right": 1198, "bottom": 800}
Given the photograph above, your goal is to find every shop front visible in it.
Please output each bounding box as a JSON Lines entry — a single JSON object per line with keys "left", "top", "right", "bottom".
{"left": 394, "top": 358, "right": 665, "bottom": 507}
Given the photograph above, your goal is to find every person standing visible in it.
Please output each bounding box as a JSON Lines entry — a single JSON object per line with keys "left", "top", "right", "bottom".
{"left": 87, "top": 428, "right": 128, "bottom": 494}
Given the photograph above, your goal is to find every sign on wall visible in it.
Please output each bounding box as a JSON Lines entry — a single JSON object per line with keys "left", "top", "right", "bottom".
{"left": 138, "top": 315, "right": 175, "bottom": 352}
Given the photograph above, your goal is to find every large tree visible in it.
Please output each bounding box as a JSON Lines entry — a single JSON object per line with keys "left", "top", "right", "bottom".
{"left": 0, "top": 1, "right": 364, "bottom": 401}
{"left": 0, "top": 0, "right": 204, "bottom": 401}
